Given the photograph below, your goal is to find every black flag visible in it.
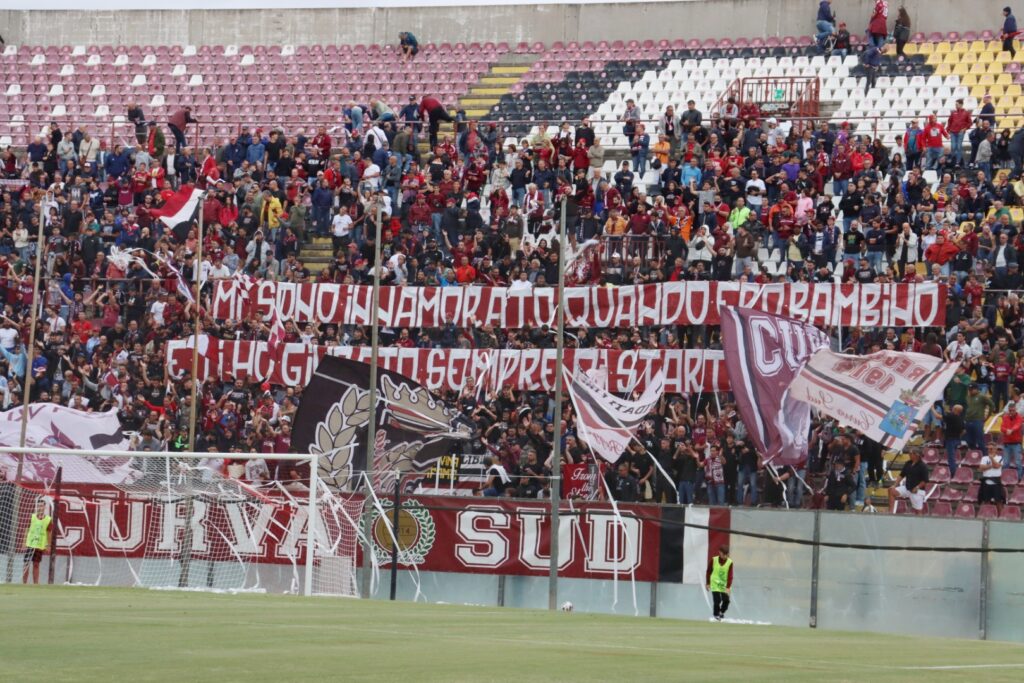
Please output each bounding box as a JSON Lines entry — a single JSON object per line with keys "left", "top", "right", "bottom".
{"left": 292, "top": 356, "right": 472, "bottom": 491}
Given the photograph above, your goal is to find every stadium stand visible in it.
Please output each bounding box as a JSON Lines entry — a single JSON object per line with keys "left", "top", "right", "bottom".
{"left": 1, "top": 22, "right": 1024, "bottom": 519}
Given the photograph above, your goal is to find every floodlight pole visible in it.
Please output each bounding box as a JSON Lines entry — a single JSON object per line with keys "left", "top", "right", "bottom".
{"left": 547, "top": 197, "right": 567, "bottom": 611}
{"left": 187, "top": 195, "right": 206, "bottom": 452}
{"left": 359, "top": 204, "right": 384, "bottom": 599}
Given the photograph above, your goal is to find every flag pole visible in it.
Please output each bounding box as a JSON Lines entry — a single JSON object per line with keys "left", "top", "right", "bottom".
{"left": 360, "top": 204, "right": 384, "bottom": 599}
{"left": 187, "top": 195, "right": 205, "bottom": 451}
{"left": 548, "top": 197, "right": 567, "bottom": 611}
{"left": 15, "top": 196, "right": 47, "bottom": 478}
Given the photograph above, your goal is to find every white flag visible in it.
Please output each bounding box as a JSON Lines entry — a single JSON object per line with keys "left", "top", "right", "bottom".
{"left": 790, "top": 349, "right": 959, "bottom": 451}
{"left": 566, "top": 368, "right": 666, "bottom": 463}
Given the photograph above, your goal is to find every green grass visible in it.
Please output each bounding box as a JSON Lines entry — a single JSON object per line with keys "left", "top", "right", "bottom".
{"left": 2, "top": 585, "right": 1023, "bottom": 682}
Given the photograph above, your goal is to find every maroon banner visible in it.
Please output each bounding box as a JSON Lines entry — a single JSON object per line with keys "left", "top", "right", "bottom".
{"left": 562, "top": 463, "right": 598, "bottom": 500}
{"left": 45, "top": 484, "right": 672, "bottom": 581}
{"left": 165, "top": 340, "right": 727, "bottom": 393}
{"left": 721, "top": 308, "right": 829, "bottom": 468}
{"left": 212, "top": 280, "right": 946, "bottom": 328}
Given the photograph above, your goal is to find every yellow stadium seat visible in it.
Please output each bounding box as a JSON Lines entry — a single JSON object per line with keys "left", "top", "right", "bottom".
{"left": 988, "top": 61, "right": 1006, "bottom": 74}
{"left": 978, "top": 74, "right": 996, "bottom": 86}
{"left": 958, "top": 51, "right": 978, "bottom": 64}
{"left": 953, "top": 41, "right": 970, "bottom": 53}
{"left": 916, "top": 41, "right": 934, "bottom": 55}
{"left": 969, "top": 40, "right": 987, "bottom": 52}
{"left": 934, "top": 62, "right": 953, "bottom": 76}
{"left": 951, "top": 62, "right": 971, "bottom": 76}
{"left": 960, "top": 72, "right": 978, "bottom": 86}
{"left": 996, "top": 73, "right": 1013, "bottom": 86}
{"left": 1011, "top": 207, "right": 1024, "bottom": 222}
{"left": 933, "top": 42, "right": 951, "bottom": 54}
{"left": 994, "top": 51, "right": 1012, "bottom": 64}
{"left": 970, "top": 62, "right": 989, "bottom": 74}
{"left": 903, "top": 42, "right": 919, "bottom": 55}
{"left": 1005, "top": 84, "right": 1023, "bottom": 97}
{"left": 985, "top": 40, "right": 1001, "bottom": 51}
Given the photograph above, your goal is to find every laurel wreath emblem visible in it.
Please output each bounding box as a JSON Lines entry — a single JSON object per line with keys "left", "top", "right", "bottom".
{"left": 310, "top": 385, "right": 372, "bottom": 490}
{"left": 368, "top": 500, "right": 436, "bottom": 565}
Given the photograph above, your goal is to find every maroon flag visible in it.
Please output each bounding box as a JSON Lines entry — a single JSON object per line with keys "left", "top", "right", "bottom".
{"left": 720, "top": 308, "right": 829, "bottom": 467}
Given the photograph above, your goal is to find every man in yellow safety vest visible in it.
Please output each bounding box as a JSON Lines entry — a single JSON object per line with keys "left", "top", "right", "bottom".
{"left": 22, "top": 499, "right": 52, "bottom": 585}
{"left": 705, "top": 545, "right": 733, "bottom": 621}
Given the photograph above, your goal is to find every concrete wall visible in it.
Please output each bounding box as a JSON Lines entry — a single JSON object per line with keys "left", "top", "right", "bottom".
{"left": 0, "top": 1, "right": 1014, "bottom": 48}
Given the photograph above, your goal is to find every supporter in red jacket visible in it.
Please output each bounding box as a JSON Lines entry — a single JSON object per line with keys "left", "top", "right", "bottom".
{"left": 921, "top": 115, "right": 949, "bottom": 171}
{"left": 946, "top": 100, "right": 973, "bottom": 166}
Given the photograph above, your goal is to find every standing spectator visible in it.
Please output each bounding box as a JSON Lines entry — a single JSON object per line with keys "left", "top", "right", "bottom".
{"left": 893, "top": 6, "right": 912, "bottom": 60}
{"left": 1000, "top": 401, "right": 1023, "bottom": 480}
{"left": 867, "top": 0, "right": 889, "bottom": 48}
{"left": 704, "top": 444, "right": 727, "bottom": 505}
{"left": 965, "top": 383, "right": 994, "bottom": 450}
{"left": 606, "top": 461, "right": 640, "bottom": 502}
{"left": 679, "top": 100, "right": 702, "bottom": 147}
{"left": 1002, "top": 6, "right": 1019, "bottom": 59}
{"left": 418, "top": 95, "right": 455, "bottom": 149}
{"left": 921, "top": 115, "right": 949, "bottom": 170}
{"left": 824, "top": 457, "right": 855, "bottom": 510}
{"left": 946, "top": 100, "right": 972, "bottom": 167}
{"left": 938, "top": 403, "right": 965, "bottom": 474}
{"left": 887, "top": 448, "right": 929, "bottom": 515}
{"left": 815, "top": 0, "right": 836, "bottom": 53}
{"left": 168, "top": 106, "right": 196, "bottom": 153}
{"left": 127, "top": 102, "right": 146, "bottom": 145}
{"left": 978, "top": 445, "right": 1007, "bottom": 516}
{"left": 630, "top": 123, "right": 650, "bottom": 176}
{"left": 861, "top": 43, "right": 885, "bottom": 95}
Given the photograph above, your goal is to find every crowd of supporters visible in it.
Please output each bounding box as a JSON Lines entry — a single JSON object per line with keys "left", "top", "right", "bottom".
{"left": 0, "top": 57, "right": 1023, "bottom": 510}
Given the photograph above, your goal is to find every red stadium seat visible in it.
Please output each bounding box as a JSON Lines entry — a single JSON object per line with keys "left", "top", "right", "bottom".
{"left": 930, "top": 501, "right": 953, "bottom": 517}
{"left": 1002, "top": 469, "right": 1019, "bottom": 486}
{"left": 951, "top": 466, "right": 974, "bottom": 484}
{"left": 922, "top": 447, "right": 940, "bottom": 465}
{"left": 963, "top": 450, "right": 983, "bottom": 467}
{"left": 1000, "top": 505, "right": 1022, "bottom": 521}
{"left": 954, "top": 503, "right": 976, "bottom": 519}
{"left": 1008, "top": 486, "right": 1024, "bottom": 505}
{"left": 977, "top": 504, "right": 999, "bottom": 520}
{"left": 930, "top": 465, "right": 951, "bottom": 484}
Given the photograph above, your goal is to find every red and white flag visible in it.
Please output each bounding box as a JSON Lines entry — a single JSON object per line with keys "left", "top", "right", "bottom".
{"left": 790, "top": 349, "right": 959, "bottom": 451}
{"left": 267, "top": 305, "right": 286, "bottom": 360}
{"left": 720, "top": 307, "right": 829, "bottom": 467}
{"left": 149, "top": 184, "right": 203, "bottom": 242}
{"left": 566, "top": 367, "right": 665, "bottom": 463}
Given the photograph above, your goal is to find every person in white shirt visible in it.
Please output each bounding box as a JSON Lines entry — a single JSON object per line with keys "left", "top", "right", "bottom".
{"left": 331, "top": 211, "right": 353, "bottom": 251}
{"left": 150, "top": 293, "right": 168, "bottom": 326}
{"left": 0, "top": 321, "right": 20, "bottom": 350}
{"left": 509, "top": 270, "right": 533, "bottom": 292}
{"left": 207, "top": 257, "right": 232, "bottom": 280}
{"left": 945, "top": 332, "right": 976, "bottom": 362}
{"left": 362, "top": 162, "right": 381, "bottom": 192}
{"left": 978, "top": 445, "right": 1006, "bottom": 516}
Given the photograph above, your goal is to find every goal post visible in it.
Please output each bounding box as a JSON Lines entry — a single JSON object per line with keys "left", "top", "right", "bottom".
{"left": 0, "top": 446, "right": 360, "bottom": 597}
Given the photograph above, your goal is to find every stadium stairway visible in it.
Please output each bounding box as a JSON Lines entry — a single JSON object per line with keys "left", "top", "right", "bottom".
{"left": 302, "top": 236, "right": 335, "bottom": 277}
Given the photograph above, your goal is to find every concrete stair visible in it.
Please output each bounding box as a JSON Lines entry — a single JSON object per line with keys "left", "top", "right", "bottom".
{"left": 300, "top": 236, "right": 335, "bottom": 278}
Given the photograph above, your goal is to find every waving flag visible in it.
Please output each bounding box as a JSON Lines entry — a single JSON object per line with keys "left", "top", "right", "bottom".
{"left": 566, "top": 367, "right": 665, "bottom": 463}
{"left": 292, "top": 357, "right": 472, "bottom": 492}
{"left": 720, "top": 308, "right": 829, "bottom": 467}
{"left": 790, "top": 349, "right": 959, "bottom": 451}
{"left": 150, "top": 184, "right": 204, "bottom": 242}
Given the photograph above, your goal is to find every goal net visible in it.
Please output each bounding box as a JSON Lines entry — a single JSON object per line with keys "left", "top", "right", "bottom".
{"left": 0, "top": 449, "right": 366, "bottom": 597}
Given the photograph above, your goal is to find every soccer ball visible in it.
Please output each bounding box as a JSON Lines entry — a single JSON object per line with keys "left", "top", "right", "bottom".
{"left": 560, "top": 601, "right": 574, "bottom": 612}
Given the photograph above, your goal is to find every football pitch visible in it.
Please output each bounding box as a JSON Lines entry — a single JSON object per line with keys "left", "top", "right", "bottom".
{"left": 3, "top": 585, "right": 1023, "bottom": 682}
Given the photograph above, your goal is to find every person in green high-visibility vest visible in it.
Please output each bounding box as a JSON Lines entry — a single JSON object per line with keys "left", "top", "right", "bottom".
{"left": 22, "top": 499, "right": 52, "bottom": 585}
{"left": 705, "top": 545, "right": 734, "bottom": 621}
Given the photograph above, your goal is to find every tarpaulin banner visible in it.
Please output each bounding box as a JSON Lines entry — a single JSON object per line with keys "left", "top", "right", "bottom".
{"left": 211, "top": 280, "right": 947, "bottom": 329}
{"left": 720, "top": 308, "right": 829, "bottom": 467}
{"left": 29, "top": 483, "right": 738, "bottom": 582}
{"left": 790, "top": 349, "right": 960, "bottom": 450}
{"left": 165, "top": 339, "right": 727, "bottom": 393}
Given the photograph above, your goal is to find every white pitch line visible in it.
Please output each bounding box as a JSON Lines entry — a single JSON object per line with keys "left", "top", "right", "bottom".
{"left": 899, "top": 664, "right": 1024, "bottom": 671}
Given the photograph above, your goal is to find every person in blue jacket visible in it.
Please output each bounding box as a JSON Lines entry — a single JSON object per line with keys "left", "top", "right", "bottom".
{"left": 1002, "top": 7, "right": 1018, "bottom": 59}
{"left": 399, "top": 32, "right": 419, "bottom": 63}
{"left": 815, "top": 1, "right": 836, "bottom": 51}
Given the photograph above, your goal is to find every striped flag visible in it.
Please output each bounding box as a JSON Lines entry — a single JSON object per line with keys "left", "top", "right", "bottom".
{"left": 150, "top": 184, "right": 203, "bottom": 242}
{"left": 720, "top": 307, "right": 829, "bottom": 467}
{"left": 790, "top": 349, "right": 959, "bottom": 451}
{"left": 565, "top": 366, "right": 665, "bottom": 463}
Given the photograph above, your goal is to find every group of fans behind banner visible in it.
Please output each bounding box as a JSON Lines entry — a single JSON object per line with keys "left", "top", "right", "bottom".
{"left": 2, "top": 38, "right": 1024, "bottom": 515}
